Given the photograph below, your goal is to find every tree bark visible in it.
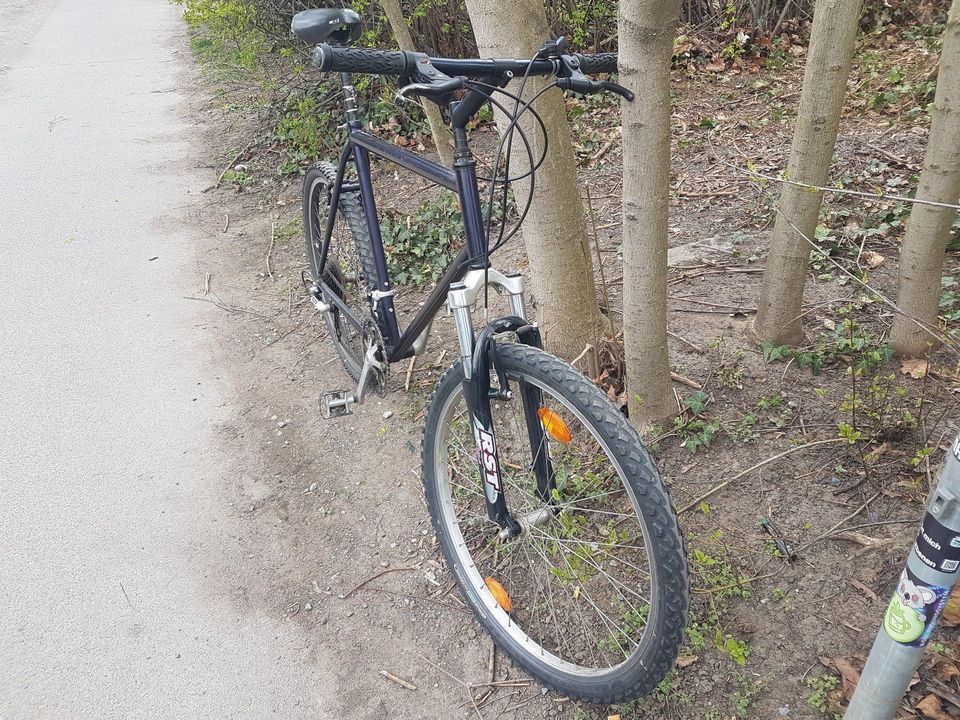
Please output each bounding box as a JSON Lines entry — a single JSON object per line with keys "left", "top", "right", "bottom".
{"left": 752, "top": 0, "right": 863, "bottom": 345}
{"left": 463, "top": 0, "right": 607, "bottom": 359}
{"left": 379, "top": 0, "right": 454, "bottom": 166}
{"left": 890, "top": 0, "right": 960, "bottom": 357}
{"left": 619, "top": 0, "right": 681, "bottom": 427}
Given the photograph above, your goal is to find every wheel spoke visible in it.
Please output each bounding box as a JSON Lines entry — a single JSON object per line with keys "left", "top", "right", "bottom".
{"left": 434, "top": 363, "right": 660, "bottom": 675}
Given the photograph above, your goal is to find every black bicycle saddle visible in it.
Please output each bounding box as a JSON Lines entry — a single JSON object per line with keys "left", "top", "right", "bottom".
{"left": 291, "top": 8, "right": 362, "bottom": 45}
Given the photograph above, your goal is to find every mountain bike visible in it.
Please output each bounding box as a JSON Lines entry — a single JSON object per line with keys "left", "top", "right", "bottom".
{"left": 292, "top": 7, "right": 689, "bottom": 703}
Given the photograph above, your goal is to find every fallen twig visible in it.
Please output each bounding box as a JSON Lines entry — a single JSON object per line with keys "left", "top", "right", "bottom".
{"left": 119, "top": 582, "right": 136, "bottom": 612}
{"left": 266, "top": 223, "right": 275, "bottom": 281}
{"left": 678, "top": 438, "right": 847, "bottom": 514}
{"left": 670, "top": 296, "right": 757, "bottom": 313}
{"left": 795, "top": 491, "right": 884, "bottom": 553}
{"left": 674, "top": 307, "right": 756, "bottom": 315}
{"left": 667, "top": 267, "right": 764, "bottom": 285}
{"left": 667, "top": 330, "right": 706, "bottom": 354}
{"left": 692, "top": 571, "right": 776, "bottom": 595}
{"left": 404, "top": 356, "right": 417, "bottom": 392}
{"left": 367, "top": 586, "right": 470, "bottom": 613}
{"left": 857, "top": 139, "right": 920, "bottom": 171}
{"left": 342, "top": 564, "right": 421, "bottom": 599}
{"left": 928, "top": 677, "right": 960, "bottom": 710}
{"left": 379, "top": 670, "right": 417, "bottom": 690}
{"left": 589, "top": 126, "right": 620, "bottom": 164}
{"left": 204, "top": 139, "right": 258, "bottom": 192}
{"left": 676, "top": 188, "right": 736, "bottom": 198}
{"left": 502, "top": 694, "right": 540, "bottom": 713}
{"left": 670, "top": 371, "right": 702, "bottom": 390}
{"left": 418, "top": 653, "right": 479, "bottom": 717}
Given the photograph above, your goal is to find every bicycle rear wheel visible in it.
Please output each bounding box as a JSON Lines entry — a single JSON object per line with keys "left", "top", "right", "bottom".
{"left": 303, "top": 162, "right": 377, "bottom": 380}
{"left": 421, "top": 342, "right": 689, "bottom": 703}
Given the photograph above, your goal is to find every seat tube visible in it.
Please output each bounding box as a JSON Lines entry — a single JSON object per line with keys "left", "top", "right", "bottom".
{"left": 353, "top": 139, "right": 401, "bottom": 347}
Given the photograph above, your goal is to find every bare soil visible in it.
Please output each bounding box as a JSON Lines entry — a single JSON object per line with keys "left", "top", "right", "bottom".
{"left": 183, "top": 20, "right": 960, "bottom": 720}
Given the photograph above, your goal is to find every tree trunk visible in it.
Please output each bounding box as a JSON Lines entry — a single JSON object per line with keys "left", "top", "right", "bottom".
{"left": 890, "top": 0, "right": 960, "bottom": 357}
{"left": 752, "top": 0, "right": 862, "bottom": 345}
{"left": 379, "top": 0, "right": 454, "bottom": 166}
{"left": 619, "top": 0, "right": 681, "bottom": 427}
{"left": 463, "top": 0, "right": 607, "bottom": 359}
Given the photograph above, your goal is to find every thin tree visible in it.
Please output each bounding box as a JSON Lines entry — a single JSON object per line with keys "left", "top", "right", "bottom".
{"left": 379, "top": 0, "right": 454, "bottom": 166}
{"left": 890, "top": 0, "right": 960, "bottom": 357}
{"left": 619, "top": 0, "right": 681, "bottom": 426}
{"left": 463, "top": 0, "right": 608, "bottom": 359}
{"left": 752, "top": 0, "right": 863, "bottom": 345}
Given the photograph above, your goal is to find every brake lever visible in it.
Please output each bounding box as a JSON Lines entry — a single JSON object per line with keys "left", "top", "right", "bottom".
{"left": 556, "top": 77, "right": 635, "bottom": 102}
{"left": 595, "top": 80, "right": 635, "bottom": 102}
{"left": 396, "top": 77, "right": 465, "bottom": 103}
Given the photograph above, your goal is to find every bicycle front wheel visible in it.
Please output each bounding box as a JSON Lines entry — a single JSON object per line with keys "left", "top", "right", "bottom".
{"left": 421, "top": 342, "right": 689, "bottom": 703}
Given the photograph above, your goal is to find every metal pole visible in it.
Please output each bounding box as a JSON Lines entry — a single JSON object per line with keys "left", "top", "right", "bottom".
{"left": 845, "top": 432, "right": 960, "bottom": 719}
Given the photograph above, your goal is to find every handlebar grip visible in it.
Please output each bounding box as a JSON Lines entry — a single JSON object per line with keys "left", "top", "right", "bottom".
{"left": 312, "top": 43, "right": 418, "bottom": 76}
{"left": 575, "top": 52, "right": 617, "bottom": 74}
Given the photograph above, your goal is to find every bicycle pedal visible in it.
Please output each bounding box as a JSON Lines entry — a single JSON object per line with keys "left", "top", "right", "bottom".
{"left": 321, "top": 390, "right": 354, "bottom": 418}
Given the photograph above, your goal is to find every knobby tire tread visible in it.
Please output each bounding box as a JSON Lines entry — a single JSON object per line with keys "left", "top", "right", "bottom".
{"left": 304, "top": 162, "right": 378, "bottom": 381}
{"left": 420, "top": 342, "right": 689, "bottom": 703}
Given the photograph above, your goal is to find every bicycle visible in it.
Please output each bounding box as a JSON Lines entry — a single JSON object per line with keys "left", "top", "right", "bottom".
{"left": 292, "top": 7, "right": 689, "bottom": 703}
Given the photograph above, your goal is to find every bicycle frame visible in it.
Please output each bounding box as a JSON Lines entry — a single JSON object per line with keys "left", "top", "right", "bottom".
{"left": 314, "top": 72, "right": 553, "bottom": 532}
{"left": 314, "top": 72, "right": 517, "bottom": 364}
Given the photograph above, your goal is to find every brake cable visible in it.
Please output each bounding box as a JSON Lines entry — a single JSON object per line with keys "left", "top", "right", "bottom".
{"left": 457, "top": 85, "right": 546, "bottom": 272}
{"left": 483, "top": 82, "right": 559, "bottom": 256}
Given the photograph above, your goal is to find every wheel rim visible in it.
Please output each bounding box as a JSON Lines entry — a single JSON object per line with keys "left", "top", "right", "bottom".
{"left": 432, "top": 367, "right": 658, "bottom": 676}
{"left": 306, "top": 174, "right": 369, "bottom": 371}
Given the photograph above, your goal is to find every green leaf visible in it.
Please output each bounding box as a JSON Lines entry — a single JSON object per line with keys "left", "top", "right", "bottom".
{"left": 683, "top": 391, "right": 709, "bottom": 415}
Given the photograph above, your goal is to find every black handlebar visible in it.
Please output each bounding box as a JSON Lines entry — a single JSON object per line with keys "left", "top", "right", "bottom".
{"left": 312, "top": 43, "right": 617, "bottom": 81}
{"left": 313, "top": 45, "right": 417, "bottom": 75}
{"left": 576, "top": 52, "right": 617, "bottom": 75}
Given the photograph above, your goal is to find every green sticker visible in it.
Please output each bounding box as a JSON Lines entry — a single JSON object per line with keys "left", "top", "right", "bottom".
{"left": 883, "top": 592, "right": 925, "bottom": 643}
{"left": 883, "top": 568, "right": 949, "bottom": 647}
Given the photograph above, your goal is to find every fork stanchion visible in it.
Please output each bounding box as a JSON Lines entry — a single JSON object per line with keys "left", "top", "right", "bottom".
{"left": 844, "top": 432, "right": 960, "bottom": 720}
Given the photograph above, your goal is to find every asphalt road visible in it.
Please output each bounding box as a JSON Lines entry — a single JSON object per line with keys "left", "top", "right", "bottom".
{"left": 0, "top": 2, "right": 335, "bottom": 717}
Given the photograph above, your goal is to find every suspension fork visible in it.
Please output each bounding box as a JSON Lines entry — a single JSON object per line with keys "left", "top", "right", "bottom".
{"left": 447, "top": 270, "right": 556, "bottom": 536}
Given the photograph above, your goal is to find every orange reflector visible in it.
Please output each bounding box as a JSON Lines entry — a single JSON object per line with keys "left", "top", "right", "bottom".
{"left": 485, "top": 577, "right": 513, "bottom": 612}
{"left": 537, "top": 407, "right": 572, "bottom": 443}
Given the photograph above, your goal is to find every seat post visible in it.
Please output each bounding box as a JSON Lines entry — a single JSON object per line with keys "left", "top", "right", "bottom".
{"left": 340, "top": 72, "right": 359, "bottom": 127}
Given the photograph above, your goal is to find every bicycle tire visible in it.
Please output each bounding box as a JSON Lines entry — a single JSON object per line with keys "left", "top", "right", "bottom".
{"left": 303, "top": 162, "right": 378, "bottom": 381}
{"left": 421, "top": 342, "right": 689, "bottom": 703}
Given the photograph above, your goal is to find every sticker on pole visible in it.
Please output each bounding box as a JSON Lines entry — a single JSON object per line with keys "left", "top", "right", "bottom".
{"left": 883, "top": 568, "right": 949, "bottom": 647}
{"left": 913, "top": 513, "right": 960, "bottom": 574}
{"left": 952, "top": 433, "right": 960, "bottom": 463}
